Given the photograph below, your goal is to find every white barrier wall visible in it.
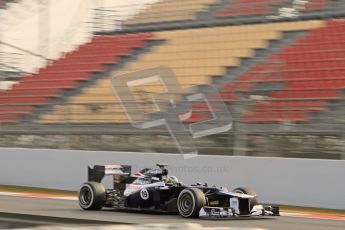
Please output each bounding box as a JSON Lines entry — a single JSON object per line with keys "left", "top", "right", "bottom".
{"left": 0, "top": 148, "right": 344, "bottom": 210}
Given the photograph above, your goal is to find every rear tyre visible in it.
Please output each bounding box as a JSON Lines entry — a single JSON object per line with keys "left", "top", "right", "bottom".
{"left": 79, "top": 182, "right": 106, "bottom": 210}
{"left": 177, "top": 188, "right": 206, "bottom": 218}
{"left": 232, "top": 187, "right": 259, "bottom": 210}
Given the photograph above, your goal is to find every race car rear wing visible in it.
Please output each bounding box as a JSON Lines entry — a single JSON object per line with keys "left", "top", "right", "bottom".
{"left": 88, "top": 165, "right": 132, "bottom": 183}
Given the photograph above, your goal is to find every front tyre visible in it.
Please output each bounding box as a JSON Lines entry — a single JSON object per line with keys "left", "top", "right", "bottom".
{"left": 177, "top": 188, "right": 206, "bottom": 218}
{"left": 79, "top": 182, "right": 106, "bottom": 210}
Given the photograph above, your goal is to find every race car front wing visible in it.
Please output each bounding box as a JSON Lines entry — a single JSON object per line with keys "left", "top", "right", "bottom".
{"left": 199, "top": 205, "right": 280, "bottom": 218}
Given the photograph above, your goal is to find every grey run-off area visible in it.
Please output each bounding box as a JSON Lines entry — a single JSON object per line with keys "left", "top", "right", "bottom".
{"left": 0, "top": 195, "right": 344, "bottom": 230}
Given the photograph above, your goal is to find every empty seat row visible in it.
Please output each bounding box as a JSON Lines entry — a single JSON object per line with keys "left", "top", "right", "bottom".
{"left": 242, "top": 112, "right": 309, "bottom": 123}
{"left": 254, "top": 100, "right": 327, "bottom": 112}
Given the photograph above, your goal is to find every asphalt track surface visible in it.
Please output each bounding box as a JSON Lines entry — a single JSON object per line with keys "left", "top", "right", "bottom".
{"left": 0, "top": 195, "right": 344, "bottom": 230}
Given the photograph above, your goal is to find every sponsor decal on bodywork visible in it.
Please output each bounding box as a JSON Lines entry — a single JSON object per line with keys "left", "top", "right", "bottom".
{"left": 123, "top": 181, "right": 165, "bottom": 197}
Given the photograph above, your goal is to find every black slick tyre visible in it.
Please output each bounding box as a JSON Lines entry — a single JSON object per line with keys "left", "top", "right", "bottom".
{"left": 78, "top": 182, "right": 106, "bottom": 210}
{"left": 177, "top": 188, "right": 206, "bottom": 218}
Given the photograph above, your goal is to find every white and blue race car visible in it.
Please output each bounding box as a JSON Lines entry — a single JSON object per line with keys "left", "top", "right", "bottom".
{"left": 78, "top": 164, "right": 279, "bottom": 218}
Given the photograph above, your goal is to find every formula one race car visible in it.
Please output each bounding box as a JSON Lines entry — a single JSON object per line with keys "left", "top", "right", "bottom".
{"left": 78, "top": 164, "right": 279, "bottom": 218}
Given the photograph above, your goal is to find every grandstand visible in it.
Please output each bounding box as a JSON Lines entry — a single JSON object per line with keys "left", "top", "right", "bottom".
{"left": 1, "top": 0, "right": 345, "bottom": 159}
{"left": 39, "top": 20, "right": 322, "bottom": 124}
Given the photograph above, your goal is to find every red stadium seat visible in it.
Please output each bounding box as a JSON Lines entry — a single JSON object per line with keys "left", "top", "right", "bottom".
{"left": 254, "top": 100, "right": 327, "bottom": 112}
{"left": 0, "top": 88, "right": 60, "bottom": 97}
{"left": 271, "top": 90, "right": 341, "bottom": 100}
{"left": 0, "top": 114, "right": 19, "bottom": 124}
{"left": 242, "top": 111, "right": 309, "bottom": 123}
{"left": 0, "top": 106, "right": 33, "bottom": 115}
{"left": 22, "top": 72, "right": 92, "bottom": 82}
{"left": 0, "top": 97, "right": 51, "bottom": 105}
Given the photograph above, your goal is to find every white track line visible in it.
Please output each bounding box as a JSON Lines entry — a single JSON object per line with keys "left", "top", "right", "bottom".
{"left": 0, "top": 191, "right": 77, "bottom": 201}
{"left": 280, "top": 212, "right": 345, "bottom": 221}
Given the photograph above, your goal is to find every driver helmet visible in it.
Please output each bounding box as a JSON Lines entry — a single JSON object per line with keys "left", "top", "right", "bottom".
{"left": 164, "top": 176, "right": 179, "bottom": 184}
